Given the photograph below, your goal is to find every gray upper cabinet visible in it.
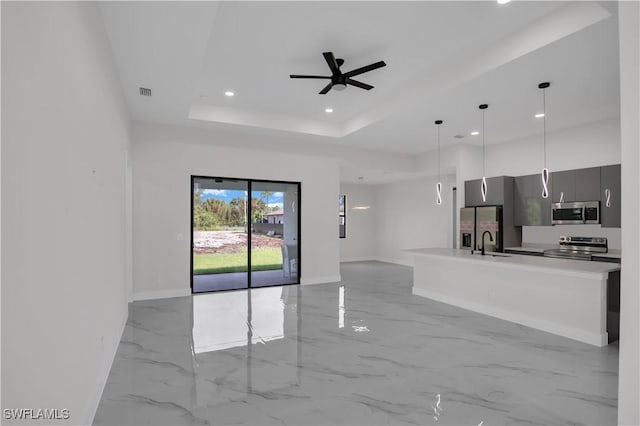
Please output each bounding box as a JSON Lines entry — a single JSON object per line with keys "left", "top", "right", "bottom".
{"left": 465, "top": 176, "right": 506, "bottom": 206}
{"left": 514, "top": 174, "right": 552, "bottom": 226}
{"left": 464, "top": 179, "right": 484, "bottom": 207}
{"left": 552, "top": 167, "right": 600, "bottom": 203}
{"left": 551, "top": 170, "right": 575, "bottom": 203}
{"left": 575, "top": 167, "right": 601, "bottom": 201}
{"left": 601, "top": 164, "right": 621, "bottom": 228}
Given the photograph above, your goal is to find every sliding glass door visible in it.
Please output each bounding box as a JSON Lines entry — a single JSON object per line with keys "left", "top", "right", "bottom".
{"left": 191, "top": 176, "right": 300, "bottom": 293}
{"left": 250, "top": 181, "right": 299, "bottom": 287}
{"left": 192, "top": 177, "right": 249, "bottom": 292}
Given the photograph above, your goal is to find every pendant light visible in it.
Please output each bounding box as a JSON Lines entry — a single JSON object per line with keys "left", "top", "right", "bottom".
{"left": 479, "top": 104, "right": 489, "bottom": 202}
{"left": 538, "top": 82, "right": 550, "bottom": 198}
{"left": 435, "top": 119, "right": 443, "bottom": 205}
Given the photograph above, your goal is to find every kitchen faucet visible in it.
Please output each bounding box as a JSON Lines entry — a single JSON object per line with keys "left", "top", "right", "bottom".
{"left": 481, "top": 230, "right": 494, "bottom": 256}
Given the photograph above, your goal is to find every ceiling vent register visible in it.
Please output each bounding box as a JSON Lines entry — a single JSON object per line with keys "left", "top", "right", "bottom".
{"left": 139, "top": 87, "right": 152, "bottom": 97}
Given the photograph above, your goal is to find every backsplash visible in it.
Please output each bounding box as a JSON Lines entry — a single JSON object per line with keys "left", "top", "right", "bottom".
{"left": 522, "top": 225, "right": 622, "bottom": 250}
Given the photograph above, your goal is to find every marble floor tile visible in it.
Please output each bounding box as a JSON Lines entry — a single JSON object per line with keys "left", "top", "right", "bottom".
{"left": 94, "top": 261, "right": 618, "bottom": 425}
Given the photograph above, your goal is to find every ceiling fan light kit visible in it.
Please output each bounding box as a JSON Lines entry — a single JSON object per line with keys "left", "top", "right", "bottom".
{"left": 290, "top": 51, "right": 386, "bottom": 95}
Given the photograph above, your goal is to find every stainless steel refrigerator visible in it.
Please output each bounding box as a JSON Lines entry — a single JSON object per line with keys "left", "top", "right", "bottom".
{"left": 460, "top": 206, "right": 503, "bottom": 252}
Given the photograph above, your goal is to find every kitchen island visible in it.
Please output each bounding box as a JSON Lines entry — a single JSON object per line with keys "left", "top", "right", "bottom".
{"left": 407, "top": 248, "right": 620, "bottom": 347}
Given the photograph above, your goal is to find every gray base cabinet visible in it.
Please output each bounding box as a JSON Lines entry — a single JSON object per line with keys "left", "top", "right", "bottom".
{"left": 601, "top": 164, "right": 621, "bottom": 228}
{"left": 514, "top": 174, "right": 552, "bottom": 226}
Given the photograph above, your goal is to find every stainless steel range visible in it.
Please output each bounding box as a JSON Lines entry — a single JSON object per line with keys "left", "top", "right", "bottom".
{"left": 543, "top": 236, "right": 608, "bottom": 261}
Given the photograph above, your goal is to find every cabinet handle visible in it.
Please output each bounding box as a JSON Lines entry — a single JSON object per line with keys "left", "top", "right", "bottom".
{"left": 560, "top": 191, "right": 564, "bottom": 203}
{"left": 605, "top": 188, "right": 611, "bottom": 208}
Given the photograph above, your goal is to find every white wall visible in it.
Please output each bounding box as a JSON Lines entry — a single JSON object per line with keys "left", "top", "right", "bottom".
{"left": 617, "top": 2, "right": 639, "bottom": 425}
{"left": 374, "top": 175, "right": 455, "bottom": 266}
{"left": 339, "top": 183, "right": 377, "bottom": 262}
{"left": 485, "top": 118, "right": 620, "bottom": 177}
{"left": 522, "top": 225, "right": 621, "bottom": 250}
{"left": 132, "top": 124, "right": 341, "bottom": 297}
{"left": 1, "top": 3, "right": 131, "bottom": 424}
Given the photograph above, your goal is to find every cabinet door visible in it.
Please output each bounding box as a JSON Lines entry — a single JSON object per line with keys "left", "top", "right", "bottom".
{"left": 464, "top": 179, "right": 483, "bottom": 207}
{"left": 601, "top": 164, "right": 621, "bottom": 228}
{"left": 485, "top": 176, "right": 505, "bottom": 205}
{"left": 552, "top": 170, "right": 575, "bottom": 203}
{"left": 465, "top": 177, "right": 505, "bottom": 206}
{"left": 575, "top": 167, "right": 601, "bottom": 201}
{"left": 515, "top": 174, "right": 552, "bottom": 226}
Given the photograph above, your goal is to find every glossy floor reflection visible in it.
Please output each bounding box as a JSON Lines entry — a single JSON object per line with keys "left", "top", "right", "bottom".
{"left": 193, "top": 269, "right": 297, "bottom": 293}
{"left": 94, "top": 261, "right": 618, "bottom": 425}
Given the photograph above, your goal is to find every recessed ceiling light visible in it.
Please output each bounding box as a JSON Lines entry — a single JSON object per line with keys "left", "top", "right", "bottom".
{"left": 224, "top": 91, "right": 235, "bottom": 97}
{"left": 497, "top": 0, "right": 511, "bottom": 4}
{"left": 471, "top": 131, "right": 480, "bottom": 136}
{"left": 325, "top": 108, "right": 334, "bottom": 113}
{"left": 535, "top": 113, "right": 545, "bottom": 118}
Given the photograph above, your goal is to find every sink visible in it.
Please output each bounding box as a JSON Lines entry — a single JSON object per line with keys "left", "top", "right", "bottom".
{"left": 471, "top": 252, "right": 511, "bottom": 258}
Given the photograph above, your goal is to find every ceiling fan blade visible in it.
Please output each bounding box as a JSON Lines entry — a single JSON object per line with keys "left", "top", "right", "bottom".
{"left": 346, "top": 78, "right": 373, "bottom": 91}
{"left": 322, "top": 52, "right": 340, "bottom": 75}
{"left": 318, "top": 82, "right": 333, "bottom": 95}
{"left": 343, "top": 61, "right": 386, "bottom": 78}
{"left": 290, "top": 75, "right": 331, "bottom": 79}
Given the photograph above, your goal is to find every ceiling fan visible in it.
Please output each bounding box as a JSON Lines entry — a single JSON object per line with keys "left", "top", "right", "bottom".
{"left": 290, "top": 52, "right": 386, "bottom": 95}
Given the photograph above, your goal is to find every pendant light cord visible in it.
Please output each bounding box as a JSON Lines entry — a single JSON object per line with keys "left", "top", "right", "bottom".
{"left": 482, "top": 109, "right": 486, "bottom": 177}
{"left": 543, "top": 87, "right": 547, "bottom": 169}
{"left": 437, "top": 124, "right": 441, "bottom": 181}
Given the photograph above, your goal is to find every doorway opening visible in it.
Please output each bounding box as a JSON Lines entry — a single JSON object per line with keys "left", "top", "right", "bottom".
{"left": 191, "top": 176, "right": 301, "bottom": 293}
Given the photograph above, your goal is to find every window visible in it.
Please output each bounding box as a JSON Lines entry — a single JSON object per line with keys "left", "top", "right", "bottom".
{"left": 339, "top": 195, "right": 346, "bottom": 238}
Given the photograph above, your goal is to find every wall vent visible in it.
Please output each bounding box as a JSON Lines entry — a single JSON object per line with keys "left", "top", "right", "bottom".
{"left": 139, "top": 87, "right": 152, "bottom": 97}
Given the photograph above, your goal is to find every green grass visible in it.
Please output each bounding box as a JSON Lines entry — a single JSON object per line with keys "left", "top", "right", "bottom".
{"left": 193, "top": 247, "right": 282, "bottom": 275}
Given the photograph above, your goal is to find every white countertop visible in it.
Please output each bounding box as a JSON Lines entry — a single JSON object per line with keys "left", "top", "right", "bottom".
{"left": 504, "top": 244, "right": 622, "bottom": 259}
{"left": 407, "top": 248, "right": 620, "bottom": 279}
{"left": 504, "top": 243, "right": 557, "bottom": 253}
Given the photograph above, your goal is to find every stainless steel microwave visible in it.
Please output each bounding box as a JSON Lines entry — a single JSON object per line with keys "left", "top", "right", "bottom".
{"left": 551, "top": 201, "right": 600, "bottom": 225}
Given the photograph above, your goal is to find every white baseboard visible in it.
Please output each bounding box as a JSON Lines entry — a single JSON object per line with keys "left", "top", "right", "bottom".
{"left": 301, "top": 275, "right": 342, "bottom": 285}
{"left": 85, "top": 307, "right": 128, "bottom": 424}
{"left": 374, "top": 257, "right": 414, "bottom": 267}
{"left": 340, "top": 257, "right": 377, "bottom": 263}
{"left": 412, "top": 287, "right": 607, "bottom": 347}
{"left": 133, "top": 288, "right": 191, "bottom": 301}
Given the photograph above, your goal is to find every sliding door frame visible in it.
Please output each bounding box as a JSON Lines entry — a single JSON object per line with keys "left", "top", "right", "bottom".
{"left": 190, "top": 175, "right": 302, "bottom": 294}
